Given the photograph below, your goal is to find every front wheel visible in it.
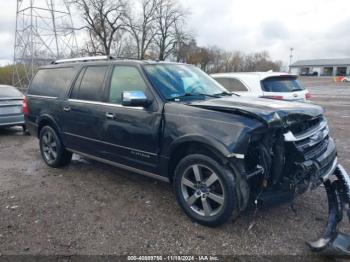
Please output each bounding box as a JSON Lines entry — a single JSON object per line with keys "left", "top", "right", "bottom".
{"left": 39, "top": 126, "right": 72, "bottom": 168}
{"left": 174, "top": 154, "right": 239, "bottom": 227}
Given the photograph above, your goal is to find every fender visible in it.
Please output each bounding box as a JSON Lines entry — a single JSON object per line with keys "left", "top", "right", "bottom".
{"left": 37, "top": 113, "right": 62, "bottom": 137}
{"left": 166, "top": 134, "right": 231, "bottom": 159}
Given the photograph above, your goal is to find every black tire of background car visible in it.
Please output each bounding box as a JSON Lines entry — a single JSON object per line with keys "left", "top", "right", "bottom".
{"left": 22, "top": 125, "right": 30, "bottom": 136}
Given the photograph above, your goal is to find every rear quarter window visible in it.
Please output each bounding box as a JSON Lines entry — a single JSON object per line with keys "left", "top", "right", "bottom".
{"left": 214, "top": 77, "right": 248, "bottom": 92}
{"left": 28, "top": 67, "right": 75, "bottom": 97}
{"left": 261, "top": 76, "right": 305, "bottom": 92}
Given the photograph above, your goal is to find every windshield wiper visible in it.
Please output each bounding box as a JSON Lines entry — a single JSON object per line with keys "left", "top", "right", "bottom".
{"left": 214, "top": 91, "right": 234, "bottom": 96}
{"left": 215, "top": 91, "right": 240, "bottom": 97}
{"left": 168, "top": 93, "right": 221, "bottom": 101}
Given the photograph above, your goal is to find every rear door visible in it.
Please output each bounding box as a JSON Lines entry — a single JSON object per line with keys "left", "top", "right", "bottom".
{"left": 261, "top": 76, "right": 308, "bottom": 101}
{"left": 99, "top": 65, "right": 162, "bottom": 174}
{"left": 61, "top": 65, "right": 109, "bottom": 157}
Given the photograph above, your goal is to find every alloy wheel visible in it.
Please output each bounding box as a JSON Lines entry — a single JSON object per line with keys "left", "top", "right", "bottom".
{"left": 181, "top": 164, "right": 225, "bottom": 217}
{"left": 42, "top": 130, "right": 58, "bottom": 162}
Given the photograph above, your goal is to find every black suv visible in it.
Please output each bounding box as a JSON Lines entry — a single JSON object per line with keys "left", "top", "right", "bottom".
{"left": 25, "top": 57, "right": 348, "bottom": 240}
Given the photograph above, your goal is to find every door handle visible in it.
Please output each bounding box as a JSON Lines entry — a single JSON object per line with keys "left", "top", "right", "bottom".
{"left": 105, "top": 112, "right": 115, "bottom": 119}
{"left": 63, "top": 106, "right": 71, "bottom": 112}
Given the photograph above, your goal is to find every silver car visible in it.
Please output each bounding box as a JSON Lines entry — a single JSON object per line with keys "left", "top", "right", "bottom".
{"left": 0, "top": 85, "right": 26, "bottom": 130}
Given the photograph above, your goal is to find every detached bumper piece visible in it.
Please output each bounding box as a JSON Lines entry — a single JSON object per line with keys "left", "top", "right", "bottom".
{"left": 308, "top": 165, "right": 350, "bottom": 257}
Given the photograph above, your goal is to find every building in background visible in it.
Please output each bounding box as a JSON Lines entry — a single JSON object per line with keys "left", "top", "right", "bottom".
{"left": 290, "top": 58, "right": 350, "bottom": 76}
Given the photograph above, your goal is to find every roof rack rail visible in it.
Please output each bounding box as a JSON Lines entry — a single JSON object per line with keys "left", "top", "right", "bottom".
{"left": 114, "top": 56, "right": 141, "bottom": 61}
{"left": 52, "top": 55, "right": 115, "bottom": 64}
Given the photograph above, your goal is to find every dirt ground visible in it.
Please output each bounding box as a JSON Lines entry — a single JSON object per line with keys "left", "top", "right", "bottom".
{"left": 0, "top": 80, "right": 350, "bottom": 257}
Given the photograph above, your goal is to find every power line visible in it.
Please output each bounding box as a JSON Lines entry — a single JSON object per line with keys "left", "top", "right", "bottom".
{"left": 12, "top": 0, "right": 78, "bottom": 90}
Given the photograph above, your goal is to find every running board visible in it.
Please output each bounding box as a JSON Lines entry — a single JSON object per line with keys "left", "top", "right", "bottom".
{"left": 67, "top": 148, "right": 170, "bottom": 183}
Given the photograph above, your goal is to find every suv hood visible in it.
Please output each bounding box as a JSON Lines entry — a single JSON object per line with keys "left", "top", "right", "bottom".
{"left": 188, "top": 97, "right": 324, "bottom": 127}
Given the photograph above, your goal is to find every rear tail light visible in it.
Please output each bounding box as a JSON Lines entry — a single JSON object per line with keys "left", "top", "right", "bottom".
{"left": 261, "top": 95, "right": 284, "bottom": 100}
{"left": 23, "top": 96, "right": 29, "bottom": 116}
{"left": 305, "top": 92, "right": 311, "bottom": 100}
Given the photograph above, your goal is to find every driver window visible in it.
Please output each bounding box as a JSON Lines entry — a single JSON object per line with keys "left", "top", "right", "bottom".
{"left": 109, "top": 66, "right": 147, "bottom": 104}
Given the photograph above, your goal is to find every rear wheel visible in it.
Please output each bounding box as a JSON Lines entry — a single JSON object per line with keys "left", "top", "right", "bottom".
{"left": 39, "top": 126, "right": 72, "bottom": 167}
{"left": 174, "top": 154, "right": 239, "bottom": 227}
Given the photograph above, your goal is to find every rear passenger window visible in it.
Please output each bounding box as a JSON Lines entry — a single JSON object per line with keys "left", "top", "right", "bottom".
{"left": 215, "top": 78, "right": 248, "bottom": 92}
{"left": 29, "top": 67, "right": 74, "bottom": 97}
{"left": 109, "top": 66, "right": 147, "bottom": 104}
{"left": 71, "top": 66, "right": 108, "bottom": 101}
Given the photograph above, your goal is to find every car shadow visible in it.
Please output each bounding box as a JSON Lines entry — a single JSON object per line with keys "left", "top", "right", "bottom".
{"left": 66, "top": 152, "right": 303, "bottom": 227}
{"left": 0, "top": 126, "right": 24, "bottom": 136}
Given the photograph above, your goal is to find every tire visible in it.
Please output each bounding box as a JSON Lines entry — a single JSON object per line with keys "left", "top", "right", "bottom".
{"left": 174, "top": 154, "right": 239, "bottom": 227}
{"left": 22, "top": 125, "right": 30, "bottom": 136}
{"left": 39, "top": 126, "right": 72, "bottom": 168}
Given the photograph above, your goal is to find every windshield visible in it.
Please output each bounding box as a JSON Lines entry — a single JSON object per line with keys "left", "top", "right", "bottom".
{"left": 261, "top": 76, "right": 305, "bottom": 93}
{"left": 143, "top": 64, "right": 228, "bottom": 100}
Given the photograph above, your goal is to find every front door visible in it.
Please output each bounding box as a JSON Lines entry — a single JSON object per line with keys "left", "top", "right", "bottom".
{"left": 99, "top": 65, "right": 162, "bottom": 174}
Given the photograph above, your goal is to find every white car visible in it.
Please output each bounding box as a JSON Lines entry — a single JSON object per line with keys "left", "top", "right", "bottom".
{"left": 341, "top": 76, "right": 350, "bottom": 82}
{"left": 211, "top": 72, "right": 311, "bottom": 102}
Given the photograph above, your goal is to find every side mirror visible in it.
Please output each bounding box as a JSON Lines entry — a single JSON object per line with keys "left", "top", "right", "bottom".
{"left": 122, "top": 91, "right": 150, "bottom": 107}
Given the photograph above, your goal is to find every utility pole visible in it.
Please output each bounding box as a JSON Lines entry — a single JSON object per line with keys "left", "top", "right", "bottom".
{"left": 13, "top": 0, "right": 78, "bottom": 90}
{"left": 289, "top": 47, "right": 294, "bottom": 73}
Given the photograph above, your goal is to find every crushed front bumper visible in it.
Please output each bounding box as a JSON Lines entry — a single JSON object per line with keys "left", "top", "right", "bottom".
{"left": 307, "top": 164, "right": 350, "bottom": 257}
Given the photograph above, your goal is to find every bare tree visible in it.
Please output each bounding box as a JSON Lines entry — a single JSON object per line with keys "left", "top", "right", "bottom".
{"left": 73, "top": 0, "right": 127, "bottom": 55}
{"left": 178, "top": 40, "right": 283, "bottom": 73}
{"left": 173, "top": 28, "right": 193, "bottom": 62}
{"left": 154, "top": 0, "right": 186, "bottom": 61}
{"left": 175, "top": 38, "right": 197, "bottom": 63}
{"left": 231, "top": 51, "right": 245, "bottom": 72}
{"left": 242, "top": 51, "right": 282, "bottom": 72}
{"left": 125, "top": 0, "right": 158, "bottom": 59}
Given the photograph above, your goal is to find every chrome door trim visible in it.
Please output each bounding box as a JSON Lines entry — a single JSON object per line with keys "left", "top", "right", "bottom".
{"left": 67, "top": 148, "right": 169, "bottom": 183}
{"left": 68, "top": 99, "right": 143, "bottom": 110}
{"left": 27, "top": 94, "right": 58, "bottom": 100}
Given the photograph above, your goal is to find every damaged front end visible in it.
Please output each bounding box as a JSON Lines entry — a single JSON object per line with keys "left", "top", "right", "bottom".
{"left": 244, "top": 113, "right": 350, "bottom": 256}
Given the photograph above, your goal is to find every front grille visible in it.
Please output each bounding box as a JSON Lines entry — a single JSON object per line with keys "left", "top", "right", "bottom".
{"left": 300, "top": 137, "right": 329, "bottom": 159}
{"left": 289, "top": 116, "right": 323, "bottom": 136}
{"left": 285, "top": 116, "right": 330, "bottom": 161}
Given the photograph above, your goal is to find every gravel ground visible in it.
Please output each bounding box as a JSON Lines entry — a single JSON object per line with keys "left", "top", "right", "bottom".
{"left": 0, "top": 80, "right": 350, "bottom": 257}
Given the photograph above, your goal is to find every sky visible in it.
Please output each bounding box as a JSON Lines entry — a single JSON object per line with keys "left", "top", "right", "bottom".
{"left": 1, "top": 0, "right": 350, "bottom": 67}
